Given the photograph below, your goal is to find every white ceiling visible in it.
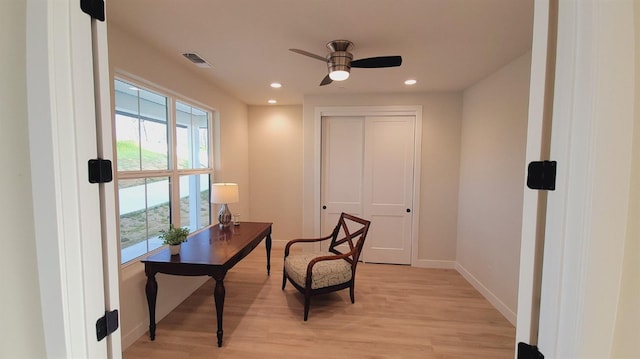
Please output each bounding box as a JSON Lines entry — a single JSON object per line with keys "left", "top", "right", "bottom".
{"left": 106, "top": 0, "right": 533, "bottom": 106}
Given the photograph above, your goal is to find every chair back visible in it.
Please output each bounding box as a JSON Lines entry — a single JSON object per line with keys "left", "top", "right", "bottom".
{"left": 328, "top": 213, "right": 371, "bottom": 266}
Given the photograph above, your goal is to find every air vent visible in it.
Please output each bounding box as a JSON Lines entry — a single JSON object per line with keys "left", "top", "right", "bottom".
{"left": 181, "top": 52, "right": 212, "bottom": 68}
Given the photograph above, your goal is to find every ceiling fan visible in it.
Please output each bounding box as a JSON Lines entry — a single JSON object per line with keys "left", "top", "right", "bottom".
{"left": 289, "top": 40, "right": 402, "bottom": 86}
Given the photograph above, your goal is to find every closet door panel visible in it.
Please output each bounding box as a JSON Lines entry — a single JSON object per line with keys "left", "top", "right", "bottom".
{"left": 321, "top": 116, "right": 364, "bottom": 251}
{"left": 363, "top": 116, "right": 414, "bottom": 264}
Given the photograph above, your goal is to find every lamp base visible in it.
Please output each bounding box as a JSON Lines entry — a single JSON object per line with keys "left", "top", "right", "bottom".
{"left": 217, "top": 203, "right": 233, "bottom": 227}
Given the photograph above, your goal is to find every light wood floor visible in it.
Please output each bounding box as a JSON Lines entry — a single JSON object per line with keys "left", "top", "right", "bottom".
{"left": 123, "top": 245, "right": 515, "bottom": 358}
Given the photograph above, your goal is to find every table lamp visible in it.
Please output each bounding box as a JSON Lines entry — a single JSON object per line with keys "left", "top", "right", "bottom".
{"left": 211, "top": 183, "right": 239, "bottom": 227}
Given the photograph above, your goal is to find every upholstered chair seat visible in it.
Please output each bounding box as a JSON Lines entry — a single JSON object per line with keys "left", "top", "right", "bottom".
{"left": 284, "top": 252, "right": 353, "bottom": 289}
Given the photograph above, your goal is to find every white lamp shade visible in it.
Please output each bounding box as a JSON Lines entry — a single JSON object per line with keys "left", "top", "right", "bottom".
{"left": 211, "top": 183, "right": 239, "bottom": 204}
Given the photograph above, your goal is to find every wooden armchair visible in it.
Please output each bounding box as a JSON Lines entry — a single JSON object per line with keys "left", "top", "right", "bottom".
{"left": 282, "top": 212, "right": 371, "bottom": 321}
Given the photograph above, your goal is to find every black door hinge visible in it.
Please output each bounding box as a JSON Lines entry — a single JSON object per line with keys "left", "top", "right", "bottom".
{"left": 80, "top": 0, "right": 105, "bottom": 21}
{"left": 88, "top": 158, "right": 113, "bottom": 183}
{"left": 527, "top": 160, "right": 556, "bottom": 191}
{"left": 96, "top": 309, "right": 119, "bottom": 341}
{"left": 517, "top": 342, "right": 544, "bottom": 359}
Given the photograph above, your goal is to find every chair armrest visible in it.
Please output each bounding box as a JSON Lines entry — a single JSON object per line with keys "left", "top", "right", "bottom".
{"left": 284, "top": 234, "right": 334, "bottom": 257}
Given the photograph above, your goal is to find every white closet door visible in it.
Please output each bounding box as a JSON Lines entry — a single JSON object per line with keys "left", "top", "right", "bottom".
{"left": 321, "top": 115, "right": 415, "bottom": 264}
{"left": 362, "top": 116, "right": 415, "bottom": 264}
{"left": 321, "top": 116, "right": 365, "bottom": 248}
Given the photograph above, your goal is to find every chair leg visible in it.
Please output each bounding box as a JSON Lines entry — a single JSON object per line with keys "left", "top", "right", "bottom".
{"left": 281, "top": 270, "right": 287, "bottom": 290}
{"left": 303, "top": 295, "right": 311, "bottom": 321}
{"left": 349, "top": 284, "right": 355, "bottom": 303}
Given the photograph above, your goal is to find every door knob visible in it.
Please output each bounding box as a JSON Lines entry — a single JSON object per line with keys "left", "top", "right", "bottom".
{"left": 406, "top": 208, "right": 411, "bottom": 213}
{"left": 322, "top": 205, "right": 327, "bottom": 210}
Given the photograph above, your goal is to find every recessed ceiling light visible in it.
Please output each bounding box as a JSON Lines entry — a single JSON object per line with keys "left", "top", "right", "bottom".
{"left": 270, "top": 82, "right": 282, "bottom": 88}
{"left": 268, "top": 99, "right": 277, "bottom": 104}
{"left": 404, "top": 79, "right": 417, "bottom": 85}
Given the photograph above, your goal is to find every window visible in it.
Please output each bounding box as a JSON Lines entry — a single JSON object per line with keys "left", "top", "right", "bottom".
{"left": 114, "top": 79, "right": 213, "bottom": 264}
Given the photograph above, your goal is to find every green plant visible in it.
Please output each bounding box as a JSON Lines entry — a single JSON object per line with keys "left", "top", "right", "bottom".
{"left": 158, "top": 224, "right": 190, "bottom": 246}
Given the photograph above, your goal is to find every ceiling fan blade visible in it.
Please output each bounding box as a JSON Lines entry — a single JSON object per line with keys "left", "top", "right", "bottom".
{"left": 289, "top": 48, "right": 327, "bottom": 62}
{"left": 319, "top": 74, "right": 333, "bottom": 86}
{"left": 351, "top": 56, "right": 402, "bottom": 68}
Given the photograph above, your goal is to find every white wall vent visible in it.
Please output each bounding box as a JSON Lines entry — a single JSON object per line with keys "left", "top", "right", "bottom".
{"left": 181, "top": 52, "right": 212, "bottom": 68}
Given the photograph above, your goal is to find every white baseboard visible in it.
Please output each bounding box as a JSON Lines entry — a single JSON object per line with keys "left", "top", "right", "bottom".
{"left": 406, "top": 259, "right": 517, "bottom": 326}
{"left": 454, "top": 262, "right": 517, "bottom": 325}
{"left": 413, "top": 259, "right": 456, "bottom": 269}
{"left": 122, "top": 321, "right": 148, "bottom": 350}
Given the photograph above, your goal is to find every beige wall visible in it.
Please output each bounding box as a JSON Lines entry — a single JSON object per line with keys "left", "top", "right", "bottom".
{"left": 612, "top": 2, "right": 640, "bottom": 356}
{"left": 457, "top": 52, "right": 531, "bottom": 322}
{"left": 248, "top": 105, "right": 304, "bottom": 243}
{"left": 419, "top": 95, "right": 464, "bottom": 262}
{"left": 0, "top": 0, "right": 46, "bottom": 357}
{"left": 302, "top": 93, "right": 463, "bottom": 263}
{"left": 108, "top": 24, "right": 250, "bottom": 348}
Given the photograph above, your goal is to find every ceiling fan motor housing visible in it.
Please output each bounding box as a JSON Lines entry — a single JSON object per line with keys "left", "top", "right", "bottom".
{"left": 326, "top": 40, "right": 354, "bottom": 79}
{"left": 326, "top": 39, "right": 353, "bottom": 52}
{"left": 327, "top": 51, "right": 353, "bottom": 73}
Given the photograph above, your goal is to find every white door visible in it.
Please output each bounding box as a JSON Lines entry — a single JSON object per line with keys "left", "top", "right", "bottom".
{"left": 321, "top": 116, "right": 365, "bottom": 250}
{"left": 363, "top": 116, "right": 415, "bottom": 264}
{"left": 26, "top": 1, "right": 121, "bottom": 357}
{"left": 321, "top": 115, "right": 415, "bottom": 264}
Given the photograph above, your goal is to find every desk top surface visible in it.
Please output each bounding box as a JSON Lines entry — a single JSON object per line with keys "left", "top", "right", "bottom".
{"left": 143, "top": 222, "right": 272, "bottom": 267}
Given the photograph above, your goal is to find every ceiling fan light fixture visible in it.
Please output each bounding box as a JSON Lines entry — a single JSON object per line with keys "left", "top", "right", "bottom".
{"left": 329, "top": 69, "right": 350, "bottom": 81}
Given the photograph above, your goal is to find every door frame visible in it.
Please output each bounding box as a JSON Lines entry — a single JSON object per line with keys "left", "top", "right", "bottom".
{"left": 535, "top": 0, "right": 635, "bottom": 357}
{"left": 515, "top": 0, "right": 556, "bottom": 347}
{"left": 26, "top": 0, "right": 121, "bottom": 357}
{"left": 517, "top": 1, "right": 637, "bottom": 356}
{"left": 93, "top": 8, "right": 124, "bottom": 358}
{"left": 313, "top": 106, "right": 422, "bottom": 265}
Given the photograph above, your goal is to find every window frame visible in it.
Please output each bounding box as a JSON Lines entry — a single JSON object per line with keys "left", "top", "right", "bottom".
{"left": 113, "top": 75, "right": 216, "bottom": 265}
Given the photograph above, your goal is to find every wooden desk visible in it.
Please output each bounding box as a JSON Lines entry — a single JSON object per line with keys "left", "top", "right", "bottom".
{"left": 142, "top": 222, "right": 272, "bottom": 347}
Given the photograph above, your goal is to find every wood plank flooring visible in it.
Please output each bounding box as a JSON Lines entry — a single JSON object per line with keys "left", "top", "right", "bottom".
{"left": 123, "top": 245, "right": 515, "bottom": 358}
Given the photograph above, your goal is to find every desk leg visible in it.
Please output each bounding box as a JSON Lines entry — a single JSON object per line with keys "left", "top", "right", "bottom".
{"left": 213, "top": 275, "right": 226, "bottom": 347}
{"left": 145, "top": 274, "right": 158, "bottom": 340}
{"left": 266, "top": 233, "right": 272, "bottom": 275}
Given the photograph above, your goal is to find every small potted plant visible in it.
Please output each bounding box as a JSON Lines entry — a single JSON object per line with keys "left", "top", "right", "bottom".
{"left": 158, "top": 224, "right": 190, "bottom": 255}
